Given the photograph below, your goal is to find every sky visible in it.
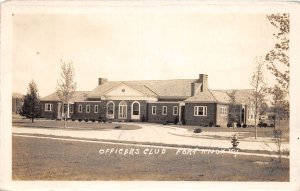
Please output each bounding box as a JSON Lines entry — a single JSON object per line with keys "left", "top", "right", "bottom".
{"left": 12, "top": 13, "right": 277, "bottom": 97}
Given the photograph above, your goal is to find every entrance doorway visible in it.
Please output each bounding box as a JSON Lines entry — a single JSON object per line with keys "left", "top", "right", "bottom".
{"left": 118, "top": 101, "right": 127, "bottom": 119}
{"left": 180, "top": 106, "right": 185, "bottom": 123}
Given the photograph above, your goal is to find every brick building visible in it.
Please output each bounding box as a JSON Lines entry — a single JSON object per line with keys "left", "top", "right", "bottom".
{"left": 12, "top": 93, "right": 24, "bottom": 114}
{"left": 40, "top": 74, "right": 256, "bottom": 127}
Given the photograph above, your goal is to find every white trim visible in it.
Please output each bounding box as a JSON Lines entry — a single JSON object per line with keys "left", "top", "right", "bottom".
{"left": 106, "top": 101, "right": 115, "bottom": 119}
{"left": 104, "top": 96, "right": 157, "bottom": 101}
{"left": 152, "top": 106, "right": 156, "bottom": 115}
{"left": 94, "top": 105, "right": 99, "bottom": 113}
{"left": 194, "top": 106, "right": 207, "bottom": 116}
{"left": 86, "top": 104, "right": 91, "bottom": 113}
{"left": 147, "top": 101, "right": 180, "bottom": 104}
{"left": 162, "top": 106, "right": 167, "bottom": 115}
{"left": 78, "top": 104, "right": 82, "bottom": 113}
{"left": 45, "top": 103, "right": 53, "bottom": 111}
{"left": 220, "top": 106, "right": 228, "bottom": 116}
{"left": 131, "top": 101, "right": 140, "bottom": 120}
{"left": 173, "top": 106, "right": 178, "bottom": 115}
{"left": 118, "top": 101, "right": 127, "bottom": 119}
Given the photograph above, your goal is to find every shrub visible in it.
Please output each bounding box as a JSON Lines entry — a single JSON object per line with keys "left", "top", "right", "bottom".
{"left": 84, "top": 119, "right": 89, "bottom": 122}
{"left": 242, "top": 124, "right": 247, "bottom": 128}
{"left": 114, "top": 125, "right": 121, "bottom": 129}
{"left": 227, "top": 123, "right": 232, "bottom": 128}
{"left": 78, "top": 119, "right": 82, "bottom": 122}
{"left": 91, "top": 119, "right": 96, "bottom": 122}
{"left": 97, "top": 119, "right": 102, "bottom": 123}
{"left": 72, "top": 118, "right": 75, "bottom": 121}
{"left": 215, "top": 125, "right": 220, "bottom": 127}
{"left": 194, "top": 128, "right": 202, "bottom": 133}
{"left": 237, "top": 123, "right": 241, "bottom": 128}
{"left": 204, "top": 124, "right": 209, "bottom": 127}
{"left": 174, "top": 116, "right": 179, "bottom": 124}
{"left": 141, "top": 115, "right": 145, "bottom": 122}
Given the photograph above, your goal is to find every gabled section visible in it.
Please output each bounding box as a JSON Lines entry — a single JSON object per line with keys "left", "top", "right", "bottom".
{"left": 95, "top": 82, "right": 158, "bottom": 101}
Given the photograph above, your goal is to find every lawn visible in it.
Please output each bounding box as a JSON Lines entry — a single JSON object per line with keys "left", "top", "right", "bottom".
{"left": 12, "top": 118, "right": 141, "bottom": 131}
{"left": 12, "top": 135, "right": 289, "bottom": 181}
{"left": 176, "top": 120, "right": 289, "bottom": 142}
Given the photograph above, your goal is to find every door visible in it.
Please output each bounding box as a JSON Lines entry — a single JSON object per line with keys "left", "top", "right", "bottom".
{"left": 118, "top": 101, "right": 127, "bottom": 119}
{"left": 180, "top": 106, "right": 185, "bottom": 123}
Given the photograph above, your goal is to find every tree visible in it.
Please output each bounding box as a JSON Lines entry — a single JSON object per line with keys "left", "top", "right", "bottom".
{"left": 250, "top": 57, "right": 267, "bottom": 139}
{"left": 56, "top": 60, "right": 76, "bottom": 128}
{"left": 269, "top": 84, "right": 289, "bottom": 128}
{"left": 20, "top": 80, "right": 41, "bottom": 122}
{"left": 227, "top": 90, "right": 240, "bottom": 128}
{"left": 265, "top": 13, "right": 289, "bottom": 95}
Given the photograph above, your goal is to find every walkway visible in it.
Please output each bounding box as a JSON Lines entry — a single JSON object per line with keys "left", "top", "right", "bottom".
{"left": 12, "top": 123, "right": 289, "bottom": 152}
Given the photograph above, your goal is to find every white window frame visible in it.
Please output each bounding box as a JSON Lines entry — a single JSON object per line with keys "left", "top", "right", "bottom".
{"left": 78, "top": 104, "right": 82, "bottom": 113}
{"left": 162, "top": 106, "right": 167, "bottom": 115}
{"left": 107, "top": 101, "right": 115, "bottom": 119}
{"left": 86, "top": 105, "right": 91, "bottom": 113}
{"left": 131, "top": 101, "right": 140, "bottom": 120}
{"left": 118, "top": 101, "right": 127, "bottom": 119}
{"left": 94, "top": 105, "right": 98, "bottom": 113}
{"left": 45, "top": 103, "right": 53, "bottom": 111}
{"left": 152, "top": 106, "right": 156, "bottom": 115}
{"left": 220, "top": 107, "right": 228, "bottom": 116}
{"left": 173, "top": 106, "right": 178, "bottom": 115}
{"left": 194, "top": 106, "right": 207, "bottom": 116}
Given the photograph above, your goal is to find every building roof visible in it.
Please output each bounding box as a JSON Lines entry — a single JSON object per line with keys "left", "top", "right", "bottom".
{"left": 214, "top": 89, "right": 253, "bottom": 105}
{"left": 41, "top": 91, "right": 90, "bottom": 102}
{"left": 87, "top": 79, "right": 197, "bottom": 99}
{"left": 12, "top": 92, "right": 23, "bottom": 99}
{"left": 184, "top": 90, "right": 231, "bottom": 103}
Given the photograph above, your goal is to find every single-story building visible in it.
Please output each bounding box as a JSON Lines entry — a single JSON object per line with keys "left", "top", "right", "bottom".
{"left": 40, "top": 74, "right": 256, "bottom": 127}
{"left": 12, "top": 93, "right": 24, "bottom": 114}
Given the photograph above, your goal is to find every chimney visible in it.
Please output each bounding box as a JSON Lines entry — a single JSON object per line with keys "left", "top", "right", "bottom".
{"left": 199, "top": 74, "right": 208, "bottom": 92}
{"left": 98, "top": 78, "right": 108, "bottom": 85}
{"left": 191, "top": 82, "right": 202, "bottom": 96}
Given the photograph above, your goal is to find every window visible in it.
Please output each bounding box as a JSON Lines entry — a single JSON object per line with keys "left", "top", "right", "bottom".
{"left": 107, "top": 101, "right": 115, "bottom": 118}
{"left": 162, "top": 106, "right": 167, "bottom": 115}
{"left": 220, "top": 107, "right": 228, "bottom": 116}
{"left": 173, "top": 106, "right": 178, "bottom": 115}
{"left": 69, "top": 104, "right": 73, "bottom": 113}
{"left": 119, "top": 101, "right": 127, "bottom": 119}
{"left": 194, "top": 106, "right": 207, "bottom": 116}
{"left": 45, "top": 103, "right": 53, "bottom": 111}
{"left": 86, "top": 105, "right": 90, "bottom": 113}
{"left": 132, "top": 101, "right": 140, "bottom": 116}
{"left": 247, "top": 109, "right": 254, "bottom": 119}
{"left": 78, "top": 104, "right": 82, "bottom": 113}
{"left": 94, "top": 105, "right": 98, "bottom": 113}
{"left": 152, "top": 106, "right": 156, "bottom": 115}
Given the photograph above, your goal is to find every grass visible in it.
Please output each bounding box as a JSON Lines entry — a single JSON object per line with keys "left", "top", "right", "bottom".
{"left": 12, "top": 136, "right": 289, "bottom": 181}
{"left": 176, "top": 121, "right": 289, "bottom": 142}
{"left": 12, "top": 118, "right": 141, "bottom": 131}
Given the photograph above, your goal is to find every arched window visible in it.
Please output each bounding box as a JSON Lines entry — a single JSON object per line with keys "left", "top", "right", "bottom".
{"left": 107, "top": 101, "right": 115, "bottom": 119}
{"left": 118, "top": 101, "right": 127, "bottom": 119}
{"left": 131, "top": 101, "right": 140, "bottom": 120}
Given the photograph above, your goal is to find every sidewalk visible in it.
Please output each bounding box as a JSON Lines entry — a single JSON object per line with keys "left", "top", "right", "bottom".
{"left": 12, "top": 123, "right": 289, "bottom": 152}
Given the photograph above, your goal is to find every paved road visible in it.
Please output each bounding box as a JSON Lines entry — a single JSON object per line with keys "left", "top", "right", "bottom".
{"left": 12, "top": 123, "right": 289, "bottom": 152}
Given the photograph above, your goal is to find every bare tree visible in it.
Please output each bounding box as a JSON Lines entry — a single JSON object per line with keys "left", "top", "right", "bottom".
{"left": 56, "top": 60, "right": 77, "bottom": 128}
{"left": 228, "top": 90, "right": 239, "bottom": 128}
{"left": 250, "top": 57, "right": 267, "bottom": 139}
